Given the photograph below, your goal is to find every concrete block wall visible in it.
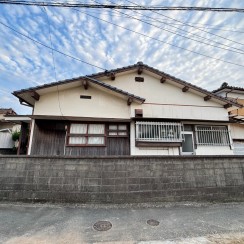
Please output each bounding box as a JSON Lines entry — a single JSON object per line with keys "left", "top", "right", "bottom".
{"left": 0, "top": 156, "right": 243, "bottom": 203}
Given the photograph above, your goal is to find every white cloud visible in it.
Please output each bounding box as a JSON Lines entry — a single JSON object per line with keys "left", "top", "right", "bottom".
{"left": 0, "top": 0, "right": 244, "bottom": 114}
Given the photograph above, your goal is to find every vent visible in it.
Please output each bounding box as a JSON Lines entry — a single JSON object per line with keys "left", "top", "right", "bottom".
{"left": 80, "top": 95, "right": 91, "bottom": 99}
{"left": 135, "top": 77, "right": 144, "bottom": 82}
{"left": 135, "top": 109, "right": 143, "bottom": 117}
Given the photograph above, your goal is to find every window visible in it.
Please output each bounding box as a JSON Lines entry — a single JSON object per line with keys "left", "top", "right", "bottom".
{"left": 136, "top": 121, "right": 182, "bottom": 142}
{"left": 195, "top": 125, "right": 230, "bottom": 146}
{"left": 68, "top": 123, "right": 105, "bottom": 146}
{"left": 108, "top": 124, "right": 128, "bottom": 137}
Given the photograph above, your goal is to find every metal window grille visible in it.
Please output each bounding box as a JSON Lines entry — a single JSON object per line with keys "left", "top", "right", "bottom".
{"left": 195, "top": 125, "right": 230, "bottom": 146}
{"left": 136, "top": 121, "right": 183, "bottom": 142}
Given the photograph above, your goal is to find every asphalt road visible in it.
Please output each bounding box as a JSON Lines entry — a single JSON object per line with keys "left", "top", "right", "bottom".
{"left": 0, "top": 202, "right": 244, "bottom": 244}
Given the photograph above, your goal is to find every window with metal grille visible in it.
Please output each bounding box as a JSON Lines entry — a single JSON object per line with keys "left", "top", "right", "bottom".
{"left": 67, "top": 123, "right": 105, "bottom": 146}
{"left": 136, "top": 121, "right": 182, "bottom": 142}
{"left": 195, "top": 125, "right": 230, "bottom": 146}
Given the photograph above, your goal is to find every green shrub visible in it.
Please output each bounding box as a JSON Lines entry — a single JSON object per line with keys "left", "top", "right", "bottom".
{"left": 12, "top": 130, "right": 20, "bottom": 141}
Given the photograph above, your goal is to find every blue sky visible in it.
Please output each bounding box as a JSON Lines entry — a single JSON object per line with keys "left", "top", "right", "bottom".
{"left": 0, "top": 0, "right": 244, "bottom": 114}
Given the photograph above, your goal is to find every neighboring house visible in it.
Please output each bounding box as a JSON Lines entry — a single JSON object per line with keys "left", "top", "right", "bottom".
{"left": 213, "top": 83, "right": 244, "bottom": 155}
{"left": 10, "top": 62, "right": 242, "bottom": 156}
{"left": 0, "top": 108, "right": 19, "bottom": 154}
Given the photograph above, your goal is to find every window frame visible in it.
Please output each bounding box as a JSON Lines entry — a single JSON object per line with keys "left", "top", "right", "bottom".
{"left": 135, "top": 121, "right": 183, "bottom": 144}
{"left": 195, "top": 125, "right": 231, "bottom": 146}
{"left": 66, "top": 122, "right": 106, "bottom": 147}
{"left": 107, "top": 124, "right": 128, "bottom": 137}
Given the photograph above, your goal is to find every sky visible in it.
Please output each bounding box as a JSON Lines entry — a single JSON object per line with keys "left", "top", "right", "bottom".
{"left": 0, "top": 0, "right": 244, "bottom": 114}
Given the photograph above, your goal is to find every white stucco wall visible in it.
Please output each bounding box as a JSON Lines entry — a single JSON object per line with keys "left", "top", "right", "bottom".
{"left": 33, "top": 71, "right": 229, "bottom": 121}
{"left": 195, "top": 146, "right": 233, "bottom": 155}
{"left": 230, "top": 124, "right": 244, "bottom": 140}
{"left": 34, "top": 85, "right": 131, "bottom": 119}
{"left": 106, "top": 72, "right": 229, "bottom": 121}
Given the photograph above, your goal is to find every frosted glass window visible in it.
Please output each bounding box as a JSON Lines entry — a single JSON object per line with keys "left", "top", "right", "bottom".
{"left": 109, "top": 125, "right": 117, "bottom": 130}
{"left": 69, "top": 137, "right": 86, "bottom": 145}
{"left": 88, "top": 124, "right": 105, "bottom": 134}
{"left": 118, "top": 125, "right": 126, "bottom": 130}
{"left": 108, "top": 124, "right": 127, "bottom": 136}
{"left": 68, "top": 123, "right": 105, "bottom": 146}
{"left": 70, "top": 124, "right": 87, "bottom": 134}
{"left": 88, "top": 137, "right": 104, "bottom": 144}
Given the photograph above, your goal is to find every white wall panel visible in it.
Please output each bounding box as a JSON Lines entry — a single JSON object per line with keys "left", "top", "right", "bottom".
{"left": 195, "top": 146, "right": 233, "bottom": 155}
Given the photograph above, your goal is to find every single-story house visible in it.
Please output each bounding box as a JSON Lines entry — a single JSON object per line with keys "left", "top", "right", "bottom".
{"left": 8, "top": 62, "right": 243, "bottom": 156}
{"left": 213, "top": 83, "right": 244, "bottom": 155}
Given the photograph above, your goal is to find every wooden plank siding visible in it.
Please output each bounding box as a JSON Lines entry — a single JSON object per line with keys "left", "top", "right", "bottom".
{"left": 31, "top": 120, "right": 130, "bottom": 156}
{"left": 107, "top": 137, "right": 130, "bottom": 155}
{"left": 18, "top": 122, "right": 29, "bottom": 155}
{"left": 31, "top": 120, "right": 66, "bottom": 156}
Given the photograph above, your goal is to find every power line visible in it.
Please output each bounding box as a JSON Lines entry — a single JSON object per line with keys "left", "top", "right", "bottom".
{"left": 153, "top": 20, "right": 244, "bottom": 34}
{"left": 100, "top": 0, "right": 244, "bottom": 55}
{"left": 0, "top": 21, "right": 106, "bottom": 71}
{"left": 69, "top": 8, "right": 244, "bottom": 34}
{"left": 1, "top": 4, "right": 243, "bottom": 72}
{"left": 0, "top": 1, "right": 244, "bottom": 12}
{"left": 126, "top": 0, "right": 244, "bottom": 47}
{"left": 41, "top": 6, "right": 65, "bottom": 117}
{"left": 71, "top": 8, "right": 244, "bottom": 68}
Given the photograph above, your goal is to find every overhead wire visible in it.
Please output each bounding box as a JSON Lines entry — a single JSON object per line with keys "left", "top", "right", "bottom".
{"left": 0, "top": 21, "right": 106, "bottom": 71}
{"left": 0, "top": 1, "right": 243, "bottom": 74}
{"left": 126, "top": 0, "right": 244, "bottom": 47}
{"left": 71, "top": 8, "right": 244, "bottom": 34}
{"left": 41, "top": 6, "right": 65, "bottom": 117}
{"left": 116, "top": 5, "right": 244, "bottom": 52}
{"left": 68, "top": 8, "right": 244, "bottom": 68}
{"left": 0, "top": 1, "right": 244, "bottom": 12}
{"left": 98, "top": 0, "right": 244, "bottom": 55}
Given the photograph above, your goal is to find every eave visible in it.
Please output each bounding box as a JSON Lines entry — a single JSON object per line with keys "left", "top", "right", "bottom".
{"left": 12, "top": 62, "right": 242, "bottom": 109}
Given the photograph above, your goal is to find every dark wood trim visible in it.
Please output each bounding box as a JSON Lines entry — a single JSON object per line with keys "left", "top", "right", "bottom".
{"left": 233, "top": 139, "right": 244, "bottom": 142}
{"left": 127, "top": 97, "right": 133, "bottom": 106}
{"left": 204, "top": 95, "right": 211, "bottom": 101}
{"left": 224, "top": 103, "right": 232, "bottom": 109}
{"left": 31, "top": 115, "right": 131, "bottom": 122}
{"left": 68, "top": 134, "right": 105, "bottom": 137}
{"left": 182, "top": 86, "right": 189, "bottom": 92}
{"left": 82, "top": 80, "right": 88, "bottom": 90}
{"left": 66, "top": 144, "right": 106, "bottom": 147}
{"left": 160, "top": 77, "right": 166, "bottom": 83}
{"left": 136, "top": 141, "right": 181, "bottom": 147}
{"left": 137, "top": 66, "right": 143, "bottom": 75}
{"left": 30, "top": 91, "right": 40, "bottom": 101}
{"left": 110, "top": 72, "right": 115, "bottom": 80}
{"left": 107, "top": 135, "right": 128, "bottom": 138}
